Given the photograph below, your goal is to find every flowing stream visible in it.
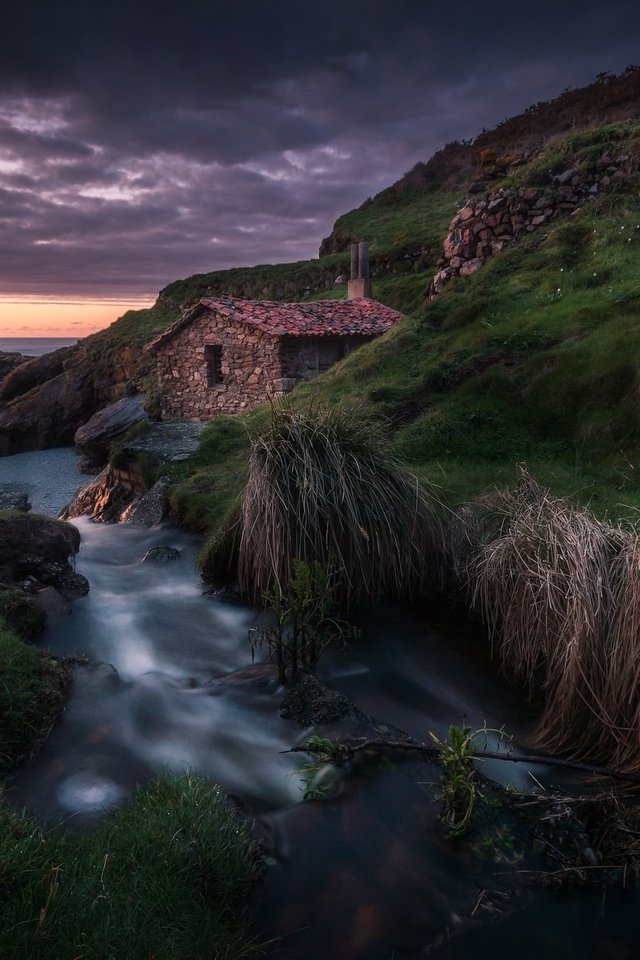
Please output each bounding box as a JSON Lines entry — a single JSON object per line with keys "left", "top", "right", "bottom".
{"left": 1, "top": 449, "right": 638, "bottom": 958}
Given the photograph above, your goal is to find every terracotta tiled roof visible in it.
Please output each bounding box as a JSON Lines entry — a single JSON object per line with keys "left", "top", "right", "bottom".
{"left": 145, "top": 296, "right": 402, "bottom": 353}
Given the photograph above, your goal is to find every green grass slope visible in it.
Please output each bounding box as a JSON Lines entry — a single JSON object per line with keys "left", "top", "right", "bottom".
{"left": 69, "top": 73, "right": 640, "bottom": 548}
{"left": 304, "top": 128, "right": 640, "bottom": 517}
{"left": 168, "top": 119, "right": 640, "bottom": 565}
{"left": 0, "top": 775, "right": 260, "bottom": 960}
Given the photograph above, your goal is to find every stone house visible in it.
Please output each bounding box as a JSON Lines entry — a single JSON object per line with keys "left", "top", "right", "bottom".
{"left": 145, "top": 295, "right": 402, "bottom": 421}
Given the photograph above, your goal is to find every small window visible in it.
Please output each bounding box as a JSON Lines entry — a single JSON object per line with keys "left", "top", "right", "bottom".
{"left": 205, "top": 344, "right": 223, "bottom": 388}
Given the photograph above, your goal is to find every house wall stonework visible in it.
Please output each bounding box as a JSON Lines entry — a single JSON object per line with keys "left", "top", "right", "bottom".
{"left": 155, "top": 309, "right": 285, "bottom": 421}
{"left": 154, "top": 309, "right": 379, "bottom": 422}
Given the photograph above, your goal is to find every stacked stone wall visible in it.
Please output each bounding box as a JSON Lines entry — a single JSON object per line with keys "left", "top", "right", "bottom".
{"left": 429, "top": 150, "right": 635, "bottom": 298}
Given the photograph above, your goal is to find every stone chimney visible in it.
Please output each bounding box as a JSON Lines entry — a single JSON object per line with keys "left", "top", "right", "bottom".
{"left": 347, "top": 241, "right": 372, "bottom": 299}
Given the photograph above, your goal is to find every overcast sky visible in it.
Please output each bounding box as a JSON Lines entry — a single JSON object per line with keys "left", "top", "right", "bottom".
{"left": 1, "top": 0, "right": 639, "bottom": 301}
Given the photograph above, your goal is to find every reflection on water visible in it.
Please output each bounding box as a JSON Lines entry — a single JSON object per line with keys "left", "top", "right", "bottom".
{"left": 58, "top": 772, "right": 124, "bottom": 813}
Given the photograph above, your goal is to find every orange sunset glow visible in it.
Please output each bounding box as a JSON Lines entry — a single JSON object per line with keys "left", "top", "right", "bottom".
{"left": 0, "top": 296, "right": 156, "bottom": 338}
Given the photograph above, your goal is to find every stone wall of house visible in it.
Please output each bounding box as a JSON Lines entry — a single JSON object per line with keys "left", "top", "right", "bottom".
{"left": 279, "top": 336, "right": 373, "bottom": 382}
{"left": 428, "top": 149, "right": 635, "bottom": 298}
{"left": 155, "top": 309, "right": 286, "bottom": 420}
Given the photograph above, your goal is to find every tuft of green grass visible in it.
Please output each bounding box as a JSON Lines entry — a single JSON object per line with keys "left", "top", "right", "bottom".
{"left": 0, "top": 590, "right": 46, "bottom": 640}
{"left": 169, "top": 416, "right": 250, "bottom": 538}
{"left": 0, "top": 622, "right": 68, "bottom": 771}
{"left": 0, "top": 775, "right": 262, "bottom": 960}
{"left": 328, "top": 189, "right": 461, "bottom": 262}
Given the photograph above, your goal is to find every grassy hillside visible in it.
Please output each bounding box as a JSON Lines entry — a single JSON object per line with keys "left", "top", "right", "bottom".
{"left": 165, "top": 117, "right": 640, "bottom": 564}
{"left": 300, "top": 129, "right": 640, "bottom": 516}
{"left": 64, "top": 70, "right": 638, "bottom": 553}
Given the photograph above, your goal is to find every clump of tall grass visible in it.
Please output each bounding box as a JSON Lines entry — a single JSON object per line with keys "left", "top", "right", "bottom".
{"left": 237, "top": 402, "right": 449, "bottom": 604}
{"left": 462, "top": 469, "right": 640, "bottom": 772}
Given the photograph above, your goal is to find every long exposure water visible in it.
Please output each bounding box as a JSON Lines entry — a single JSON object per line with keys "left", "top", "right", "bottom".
{"left": 1, "top": 449, "right": 639, "bottom": 957}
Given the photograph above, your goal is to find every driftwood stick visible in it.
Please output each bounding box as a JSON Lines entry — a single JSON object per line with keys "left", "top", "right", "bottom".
{"left": 283, "top": 737, "right": 640, "bottom": 785}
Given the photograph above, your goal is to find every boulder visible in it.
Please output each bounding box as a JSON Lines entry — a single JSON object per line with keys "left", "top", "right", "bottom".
{"left": 0, "top": 513, "right": 82, "bottom": 598}
{"left": 0, "top": 490, "right": 31, "bottom": 512}
{"left": 123, "top": 476, "right": 170, "bottom": 527}
{"left": 61, "top": 467, "right": 135, "bottom": 523}
{"left": 0, "top": 366, "right": 98, "bottom": 456}
{"left": 459, "top": 258, "right": 483, "bottom": 276}
{"left": 74, "top": 395, "right": 148, "bottom": 467}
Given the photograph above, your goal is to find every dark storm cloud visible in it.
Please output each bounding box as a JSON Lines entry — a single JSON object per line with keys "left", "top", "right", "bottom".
{"left": 0, "top": 0, "right": 639, "bottom": 297}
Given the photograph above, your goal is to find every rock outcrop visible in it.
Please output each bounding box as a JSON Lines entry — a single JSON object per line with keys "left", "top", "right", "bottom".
{"left": 429, "top": 149, "right": 635, "bottom": 298}
{"left": 61, "top": 466, "right": 139, "bottom": 523}
{"left": 0, "top": 490, "right": 31, "bottom": 512}
{"left": 62, "top": 423, "right": 205, "bottom": 525}
{"left": 0, "top": 351, "right": 28, "bottom": 381}
{"left": 0, "top": 338, "right": 155, "bottom": 457}
{"left": 0, "top": 513, "right": 88, "bottom": 621}
{"left": 122, "top": 476, "right": 171, "bottom": 526}
{"left": 73, "top": 395, "right": 149, "bottom": 469}
{"left": 0, "top": 345, "right": 78, "bottom": 403}
{"left": 0, "top": 361, "right": 98, "bottom": 456}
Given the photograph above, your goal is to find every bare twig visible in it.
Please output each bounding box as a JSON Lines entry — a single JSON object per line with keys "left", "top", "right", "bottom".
{"left": 283, "top": 735, "right": 640, "bottom": 784}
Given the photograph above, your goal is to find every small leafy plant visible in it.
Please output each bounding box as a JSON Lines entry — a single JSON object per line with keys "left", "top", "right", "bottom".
{"left": 249, "top": 559, "right": 358, "bottom": 683}
{"left": 298, "top": 736, "right": 341, "bottom": 800}
{"left": 429, "top": 723, "right": 511, "bottom": 836}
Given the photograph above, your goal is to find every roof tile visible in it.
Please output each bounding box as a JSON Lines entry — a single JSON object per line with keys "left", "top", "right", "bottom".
{"left": 146, "top": 296, "right": 402, "bottom": 352}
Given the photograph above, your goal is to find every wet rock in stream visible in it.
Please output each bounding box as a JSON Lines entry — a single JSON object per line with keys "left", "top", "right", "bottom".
{"left": 280, "top": 672, "right": 370, "bottom": 727}
{"left": 141, "top": 544, "right": 181, "bottom": 563}
{"left": 0, "top": 489, "right": 31, "bottom": 511}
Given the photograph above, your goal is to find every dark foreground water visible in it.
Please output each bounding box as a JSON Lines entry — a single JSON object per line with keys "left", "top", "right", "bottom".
{"left": 3, "top": 454, "right": 640, "bottom": 958}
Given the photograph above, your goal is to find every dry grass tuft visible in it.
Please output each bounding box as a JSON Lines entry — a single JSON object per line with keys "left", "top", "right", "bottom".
{"left": 237, "top": 402, "right": 449, "bottom": 604}
{"left": 464, "top": 468, "right": 640, "bottom": 772}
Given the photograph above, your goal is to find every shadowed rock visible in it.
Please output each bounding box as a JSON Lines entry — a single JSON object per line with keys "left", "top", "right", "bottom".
{"left": 0, "top": 351, "right": 28, "bottom": 382}
{"left": 0, "top": 490, "right": 31, "bottom": 512}
{"left": 74, "top": 395, "right": 148, "bottom": 467}
{"left": 0, "top": 366, "right": 98, "bottom": 456}
{"left": 123, "top": 476, "right": 170, "bottom": 527}
{"left": 0, "top": 345, "right": 78, "bottom": 404}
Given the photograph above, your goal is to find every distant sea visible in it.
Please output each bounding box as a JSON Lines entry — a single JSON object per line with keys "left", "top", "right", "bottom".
{"left": 0, "top": 337, "right": 78, "bottom": 357}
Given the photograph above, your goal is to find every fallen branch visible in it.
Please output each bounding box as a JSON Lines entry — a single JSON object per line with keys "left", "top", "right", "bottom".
{"left": 283, "top": 736, "right": 640, "bottom": 785}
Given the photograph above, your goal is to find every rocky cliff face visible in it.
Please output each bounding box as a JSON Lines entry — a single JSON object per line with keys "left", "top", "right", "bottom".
{"left": 0, "top": 361, "right": 99, "bottom": 455}
{"left": 0, "top": 341, "right": 149, "bottom": 457}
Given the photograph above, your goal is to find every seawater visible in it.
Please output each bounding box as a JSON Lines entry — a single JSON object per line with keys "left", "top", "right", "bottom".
{"left": 0, "top": 447, "right": 88, "bottom": 516}
{"left": 0, "top": 336, "right": 77, "bottom": 357}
